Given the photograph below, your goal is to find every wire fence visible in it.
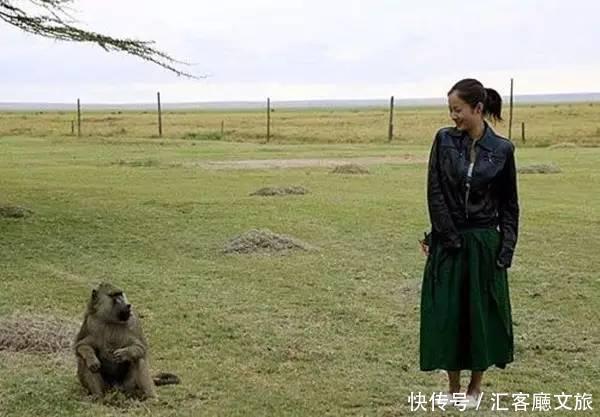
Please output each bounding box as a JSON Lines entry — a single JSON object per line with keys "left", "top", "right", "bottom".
{"left": 1, "top": 92, "right": 599, "bottom": 146}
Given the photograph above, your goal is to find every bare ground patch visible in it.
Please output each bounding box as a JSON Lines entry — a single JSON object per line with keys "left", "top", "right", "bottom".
{"left": 185, "top": 155, "right": 426, "bottom": 170}
{"left": 549, "top": 142, "right": 578, "bottom": 149}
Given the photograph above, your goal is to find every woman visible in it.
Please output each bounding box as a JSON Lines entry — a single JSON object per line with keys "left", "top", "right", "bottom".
{"left": 419, "top": 78, "right": 519, "bottom": 406}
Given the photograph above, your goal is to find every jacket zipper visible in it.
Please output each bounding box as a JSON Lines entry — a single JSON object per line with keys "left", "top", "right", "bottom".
{"left": 465, "top": 140, "right": 478, "bottom": 220}
{"left": 465, "top": 162, "right": 474, "bottom": 219}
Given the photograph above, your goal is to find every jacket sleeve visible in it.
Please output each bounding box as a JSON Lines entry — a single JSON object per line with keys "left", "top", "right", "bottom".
{"left": 427, "top": 132, "right": 462, "bottom": 249}
{"left": 497, "top": 144, "right": 520, "bottom": 268}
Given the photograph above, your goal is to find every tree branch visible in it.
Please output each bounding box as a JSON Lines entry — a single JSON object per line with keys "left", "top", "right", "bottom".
{"left": 0, "top": 0, "right": 202, "bottom": 78}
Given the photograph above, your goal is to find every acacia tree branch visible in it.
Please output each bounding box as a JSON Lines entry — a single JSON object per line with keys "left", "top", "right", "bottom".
{"left": 0, "top": 0, "right": 202, "bottom": 78}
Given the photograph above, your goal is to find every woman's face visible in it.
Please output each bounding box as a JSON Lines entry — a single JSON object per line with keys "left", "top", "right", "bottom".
{"left": 448, "top": 90, "right": 483, "bottom": 132}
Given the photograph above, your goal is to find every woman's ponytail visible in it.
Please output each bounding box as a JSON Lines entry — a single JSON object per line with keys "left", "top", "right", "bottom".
{"left": 484, "top": 88, "right": 503, "bottom": 123}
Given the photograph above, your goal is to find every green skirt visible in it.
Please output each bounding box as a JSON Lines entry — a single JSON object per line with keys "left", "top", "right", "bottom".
{"left": 420, "top": 228, "right": 514, "bottom": 371}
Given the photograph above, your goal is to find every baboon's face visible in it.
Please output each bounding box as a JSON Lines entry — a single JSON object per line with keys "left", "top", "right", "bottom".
{"left": 92, "top": 283, "right": 132, "bottom": 323}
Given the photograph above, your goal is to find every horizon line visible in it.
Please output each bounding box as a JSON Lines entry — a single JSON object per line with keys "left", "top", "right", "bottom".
{"left": 1, "top": 92, "right": 599, "bottom": 110}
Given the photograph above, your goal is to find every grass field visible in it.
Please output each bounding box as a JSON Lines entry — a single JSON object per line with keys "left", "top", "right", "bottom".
{"left": 1, "top": 105, "right": 599, "bottom": 416}
{"left": 1, "top": 103, "right": 599, "bottom": 146}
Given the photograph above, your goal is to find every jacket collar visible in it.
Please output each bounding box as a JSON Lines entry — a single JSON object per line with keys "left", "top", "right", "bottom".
{"left": 478, "top": 122, "right": 497, "bottom": 152}
{"left": 447, "top": 121, "right": 496, "bottom": 151}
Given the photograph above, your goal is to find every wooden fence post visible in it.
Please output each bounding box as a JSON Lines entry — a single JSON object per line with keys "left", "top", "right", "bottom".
{"left": 508, "top": 78, "right": 514, "bottom": 140}
{"left": 77, "top": 98, "right": 81, "bottom": 137}
{"left": 157, "top": 91, "right": 163, "bottom": 137}
{"left": 266, "top": 97, "right": 271, "bottom": 142}
{"left": 388, "top": 95, "right": 394, "bottom": 141}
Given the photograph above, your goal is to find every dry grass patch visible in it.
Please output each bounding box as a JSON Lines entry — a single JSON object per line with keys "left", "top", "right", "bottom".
{"left": 113, "top": 158, "right": 160, "bottom": 167}
{"left": 250, "top": 186, "right": 309, "bottom": 196}
{"left": 0, "top": 313, "right": 79, "bottom": 354}
{"left": 223, "top": 229, "right": 314, "bottom": 254}
{"left": 0, "top": 205, "right": 33, "bottom": 218}
{"left": 518, "top": 163, "right": 562, "bottom": 174}
{"left": 331, "top": 164, "right": 369, "bottom": 174}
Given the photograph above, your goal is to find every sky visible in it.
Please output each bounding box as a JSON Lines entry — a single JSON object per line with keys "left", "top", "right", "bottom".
{"left": 1, "top": 0, "right": 599, "bottom": 103}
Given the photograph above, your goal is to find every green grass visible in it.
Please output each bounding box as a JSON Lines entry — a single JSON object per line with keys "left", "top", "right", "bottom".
{"left": 0, "top": 114, "right": 599, "bottom": 416}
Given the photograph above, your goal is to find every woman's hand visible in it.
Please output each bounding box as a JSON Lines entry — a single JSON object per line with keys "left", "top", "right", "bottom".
{"left": 419, "top": 239, "right": 429, "bottom": 256}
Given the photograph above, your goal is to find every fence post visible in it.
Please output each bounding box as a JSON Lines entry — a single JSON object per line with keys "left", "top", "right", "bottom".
{"left": 508, "top": 78, "right": 514, "bottom": 140}
{"left": 77, "top": 98, "right": 81, "bottom": 137}
{"left": 157, "top": 91, "right": 163, "bottom": 137}
{"left": 521, "top": 122, "right": 526, "bottom": 144}
{"left": 388, "top": 95, "right": 394, "bottom": 141}
{"left": 266, "top": 97, "right": 271, "bottom": 142}
{"left": 71, "top": 120, "right": 75, "bottom": 135}
{"left": 221, "top": 120, "right": 224, "bottom": 138}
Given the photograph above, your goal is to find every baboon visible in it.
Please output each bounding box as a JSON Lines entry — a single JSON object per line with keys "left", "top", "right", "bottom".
{"left": 74, "top": 283, "right": 179, "bottom": 400}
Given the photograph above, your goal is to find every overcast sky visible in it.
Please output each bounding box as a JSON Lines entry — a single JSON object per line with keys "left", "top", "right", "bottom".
{"left": 1, "top": 0, "right": 599, "bottom": 103}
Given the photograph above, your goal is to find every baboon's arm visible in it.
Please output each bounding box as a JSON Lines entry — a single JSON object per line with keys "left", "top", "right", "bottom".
{"left": 113, "top": 337, "right": 147, "bottom": 362}
{"left": 75, "top": 336, "right": 100, "bottom": 370}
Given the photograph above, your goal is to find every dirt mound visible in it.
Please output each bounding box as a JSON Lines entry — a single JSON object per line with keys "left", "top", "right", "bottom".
{"left": 518, "top": 163, "right": 561, "bottom": 174}
{"left": 0, "top": 313, "right": 79, "bottom": 354}
{"left": 113, "top": 158, "right": 159, "bottom": 167}
{"left": 223, "top": 229, "right": 313, "bottom": 254}
{"left": 250, "top": 186, "right": 309, "bottom": 196}
{"left": 331, "top": 164, "right": 369, "bottom": 174}
{"left": 0, "top": 205, "right": 33, "bottom": 218}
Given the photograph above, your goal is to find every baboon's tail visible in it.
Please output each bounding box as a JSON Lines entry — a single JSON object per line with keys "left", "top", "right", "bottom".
{"left": 153, "top": 372, "right": 181, "bottom": 386}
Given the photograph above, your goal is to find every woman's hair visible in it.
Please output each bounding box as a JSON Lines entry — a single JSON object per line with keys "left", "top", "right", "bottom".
{"left": 448, "top": 78, "right": 503, "bottom": 123}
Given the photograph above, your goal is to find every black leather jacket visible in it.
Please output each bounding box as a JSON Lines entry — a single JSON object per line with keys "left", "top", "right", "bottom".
{"left": 426, "top": 122, "right": 519, "bottom": 268}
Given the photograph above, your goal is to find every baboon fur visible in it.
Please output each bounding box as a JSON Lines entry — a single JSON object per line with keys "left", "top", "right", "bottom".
{"left": 74, "top": 283, "right": 157, "bottom": 400}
